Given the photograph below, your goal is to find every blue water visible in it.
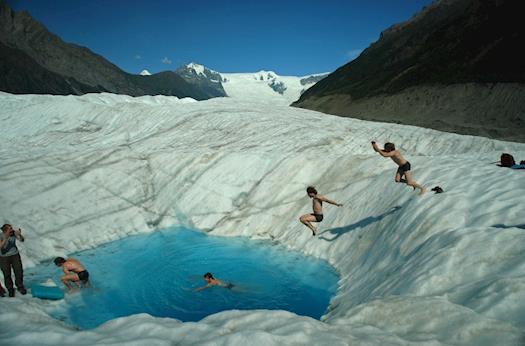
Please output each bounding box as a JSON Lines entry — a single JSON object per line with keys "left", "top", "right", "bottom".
{"left": 26, "top": 227, "right": 339, "bottom": 329}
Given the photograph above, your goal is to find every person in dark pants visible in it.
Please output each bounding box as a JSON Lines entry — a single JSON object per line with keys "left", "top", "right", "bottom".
{"left": 0, "top": 224, "right": 27, "bottom": 297}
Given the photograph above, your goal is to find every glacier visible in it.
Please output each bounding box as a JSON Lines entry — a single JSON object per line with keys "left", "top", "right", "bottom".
{"left": 0, "top": 91, "right": 524, "bottom": 345}
{"left": 221, "top": 70, "right": 323, "bottom": 105}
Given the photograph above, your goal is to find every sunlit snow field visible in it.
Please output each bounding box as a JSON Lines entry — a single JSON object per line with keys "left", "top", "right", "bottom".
{"left": 1, "top": 91, "right": 525, "bottom": 345}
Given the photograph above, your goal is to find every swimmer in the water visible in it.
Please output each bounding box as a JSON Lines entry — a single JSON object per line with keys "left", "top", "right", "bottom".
{"left": 194, "top": 272, "right": 233, "bottom": 291}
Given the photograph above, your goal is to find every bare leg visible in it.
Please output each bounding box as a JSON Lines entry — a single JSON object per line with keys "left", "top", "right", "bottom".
{"left": 61, "top": 278, "right": 72, "bottom": 290}
{"left": 61, "top": 273, "right": 78, "bottom": 290}
{"left": 399, "top": 172, "right": 412, "bottom": 188}
{"left": 299, "top": 214, "right": 318, "bottom": 236}
{"left": 394, "top": 172, "right": 401, "bottom": 183}
{"left": 404, "top": 171, "right": 426, "bottom": 194}
{"left": 395, "top": 172, "right": 410, "bottom": 187}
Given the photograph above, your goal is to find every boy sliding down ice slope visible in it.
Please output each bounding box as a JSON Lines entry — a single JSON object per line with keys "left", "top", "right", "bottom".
{"left": 372, "top": 141, "right": 426, "bottom": 195}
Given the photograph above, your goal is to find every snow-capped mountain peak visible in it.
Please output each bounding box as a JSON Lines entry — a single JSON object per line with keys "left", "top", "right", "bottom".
{"left": 252, "top": 70, "right": 277, "bottom": 81}
{"left": 139, "top": 69, "right": 151, "bottom": 76}
{"left": 173, "top": 62, "right": 328, "bottom": 105}
{"left": 221, "top": 70, "right": 328, "bottom": 105}
{"left": 186, "top": 62, "right": 218, "bottom": 77}
{"left": 174, "top": 63, "right": 226, "bottom": 98}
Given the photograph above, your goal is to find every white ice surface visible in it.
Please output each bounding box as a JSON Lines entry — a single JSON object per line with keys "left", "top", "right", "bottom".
{"left": 221, "top": 70, "right": 321, "bottom": 105}
{"left": 0, "top": 91, "right": 524, "bottom": 345}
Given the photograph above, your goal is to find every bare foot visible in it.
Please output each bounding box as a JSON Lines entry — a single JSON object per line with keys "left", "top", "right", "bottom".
{"left": 419, "top": 187, "right": 427, "bottom": 195}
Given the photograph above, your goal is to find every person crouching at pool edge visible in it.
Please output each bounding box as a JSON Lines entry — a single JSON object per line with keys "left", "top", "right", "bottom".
{"left": 54, "top": 257, "right": 90, "bottom": 291}
{"left": 194, "top": 272, "right": 233, "bottom": 291}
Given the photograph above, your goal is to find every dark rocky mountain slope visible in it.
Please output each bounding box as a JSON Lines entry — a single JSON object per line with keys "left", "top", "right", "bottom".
{"left": 175, "top": 63, "right": 226, "bottom": 98}
{"left": 293, "top": 0, "right": 525, "bottom": 142}
{"left": 0, "top": 41, "right": 104, "bottom": 94}
{"left": 0, "top": 1, "right": 213, "bottom": 99}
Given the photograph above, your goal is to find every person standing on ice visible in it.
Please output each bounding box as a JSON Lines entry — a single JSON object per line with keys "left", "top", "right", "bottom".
{"left": 0, "top": 224, "right": 27, "bottom": 297}
{"left": 54, "top": 257, "right": 90, "bottom": 290}
{"left": 371, "top": 141, "right": 426, "bottom": 194}
{"left": 299, "top": 186, "right": 343, "bottom": 236}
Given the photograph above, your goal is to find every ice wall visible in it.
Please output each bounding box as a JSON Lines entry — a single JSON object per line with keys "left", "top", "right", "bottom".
{"left": 0, "top": 92, "right": 524, "bottom": 345}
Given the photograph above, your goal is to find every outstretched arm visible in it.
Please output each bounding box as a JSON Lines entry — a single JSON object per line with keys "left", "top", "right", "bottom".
{"left": 372, "top": 142, "right": 396, "bottom": 157}
{"left": 194, "top": 284, "right": 211, "bottom": 292}
{"left": 318, "top": 195, "right": 343, "bottom": 207}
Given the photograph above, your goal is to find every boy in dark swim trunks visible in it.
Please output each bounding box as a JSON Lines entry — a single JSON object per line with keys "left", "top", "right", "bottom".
{"left": 54, "top": 257, "right": 90, "bottom": 290}
{"left": 372, "top": 141, "right": 426, "bottom": 194}
{"left": 299, "top": 186, "right": 343, "bottom": 236}
{"left": 194, "top": 272, "right": 233, "bottom": 291}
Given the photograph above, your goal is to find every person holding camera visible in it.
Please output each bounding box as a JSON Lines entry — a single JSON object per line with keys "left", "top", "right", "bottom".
{"left": 0, "top": 224, "right": 27, "bottom": 297}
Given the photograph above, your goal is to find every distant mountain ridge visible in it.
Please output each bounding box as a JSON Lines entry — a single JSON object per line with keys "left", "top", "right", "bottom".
{"left": 0, "top": 1, "right": 214, "bottom": 99}
{"left": 294, "top": 0, "right": 525, "bottom": 142}
{"left": 175, "top": 63, "right": 226, "bottom": 98}
{"left": 0, "top": 1, "right": 327, "bottom": 102}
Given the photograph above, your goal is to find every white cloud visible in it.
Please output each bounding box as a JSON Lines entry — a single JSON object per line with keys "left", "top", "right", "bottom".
{"left": 346, "top": 48, "right": 364, "bottom": 60}
{"left": 161, "top": 57, "right": 172, "bottom": 64}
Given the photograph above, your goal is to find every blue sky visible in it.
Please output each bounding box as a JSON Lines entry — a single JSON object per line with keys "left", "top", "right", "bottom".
{"left": 9, "top": 0, "right": 433, "bottom": 76}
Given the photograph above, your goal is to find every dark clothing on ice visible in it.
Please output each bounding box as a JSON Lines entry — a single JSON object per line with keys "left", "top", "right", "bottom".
{"left": 0, "top": 253, "right": 24, "bottom": 291}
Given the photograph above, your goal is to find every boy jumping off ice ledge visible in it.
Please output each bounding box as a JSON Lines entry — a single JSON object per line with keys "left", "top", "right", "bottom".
{"left": 372, "top": 141, "right": 426, "bottom": 195}
{"left": 299, "top": 186, "right": 343, "bottom": 236}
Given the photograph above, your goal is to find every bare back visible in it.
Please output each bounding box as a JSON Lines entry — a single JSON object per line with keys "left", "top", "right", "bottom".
{"left": 63, "top": 258, "right": 85, "bottom": 274}
{"left": 210, "top": 278, "right": 228, "bottom": 287}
